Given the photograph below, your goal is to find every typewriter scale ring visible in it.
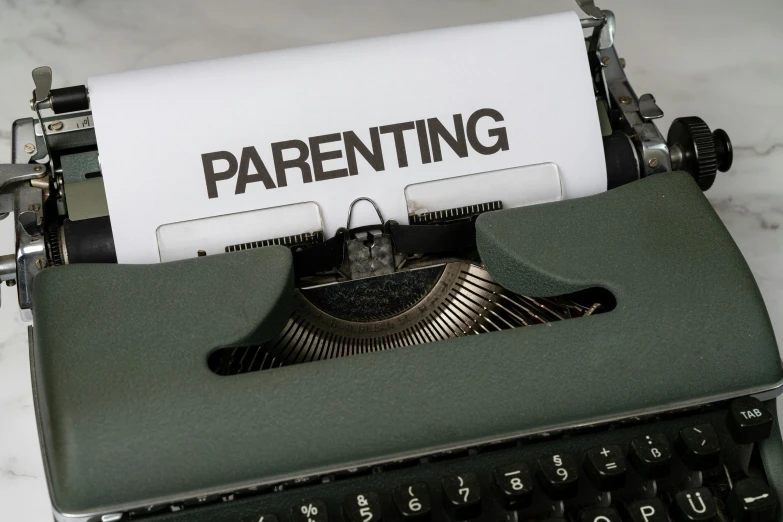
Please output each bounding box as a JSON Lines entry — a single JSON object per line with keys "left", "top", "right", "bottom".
{"left": 209, "top": 262, "right": 601, "bottom": 375}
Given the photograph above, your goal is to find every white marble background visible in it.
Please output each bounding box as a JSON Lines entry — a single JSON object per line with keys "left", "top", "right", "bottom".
{"left": 0, "top": 0, "right": 781, "bottom": 519}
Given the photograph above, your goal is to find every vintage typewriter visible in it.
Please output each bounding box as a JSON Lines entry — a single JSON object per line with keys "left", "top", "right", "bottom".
{"left": 1, "top": 2, "right": 781, "bottom": 522}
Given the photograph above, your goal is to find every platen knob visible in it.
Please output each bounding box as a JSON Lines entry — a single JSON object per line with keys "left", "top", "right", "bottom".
{"left": 667, "top": 116, "right": 733, "bottom": 191}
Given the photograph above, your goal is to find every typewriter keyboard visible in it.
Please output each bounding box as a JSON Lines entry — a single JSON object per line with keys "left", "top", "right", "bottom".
{"left": 146, "top": 397, "right": 778, "bottom": 522}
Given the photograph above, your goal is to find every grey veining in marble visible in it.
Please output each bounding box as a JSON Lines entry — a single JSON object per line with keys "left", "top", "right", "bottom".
{"left": 0, "top": 0, "right": 781, "bottom": 519}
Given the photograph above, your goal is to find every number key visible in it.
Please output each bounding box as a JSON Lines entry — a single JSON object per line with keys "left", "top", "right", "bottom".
{"left": 393, "top": 482, "right": 431, "bottom": 520}
{"left": 344, "top": 492, "right": 382, "bottom": 522}
{"left": 493, "top": 462, "right": 533, "bottom": 509}
{"left": 538, "top": 453, "right": 579, "bottom": 500}
{"left": 291, "top": 501, "right": 328, "bottom": 522}
{"left": 442, "top": 473, "right": 482, "bottom": 520}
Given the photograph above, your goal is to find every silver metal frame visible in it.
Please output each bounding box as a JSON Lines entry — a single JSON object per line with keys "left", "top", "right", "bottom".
{"left": 14, "top": 186, "right": 47, "bottom": 320}
{"left": 599, "top": 45, "right": 670, "bottom": 175}
{"left": 1, "top": 118, "right": 47, "bottom": 315}
{"left": 34, "top": 113, "right": 94, "bottom": 137}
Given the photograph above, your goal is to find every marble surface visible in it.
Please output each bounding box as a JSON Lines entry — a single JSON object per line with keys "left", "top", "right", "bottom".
{"left": 0, "top": 0, "right": 781, "bottom": 519}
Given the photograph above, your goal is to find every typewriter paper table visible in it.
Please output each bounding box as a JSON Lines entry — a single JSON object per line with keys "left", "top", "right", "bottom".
{"left": 0, "top": 1, "right": 781, "bottom": 520}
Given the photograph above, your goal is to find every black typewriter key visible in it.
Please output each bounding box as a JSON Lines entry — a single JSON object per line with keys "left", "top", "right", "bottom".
{"left": 537, "top": 452, "right": 579, "bottom": 500}
{"left": 244, "top": 515, "right": 279, "bottom": 522}
{"left": 727, "top": 397, "right": 774, "bottom": 444}
{"left": 493, "top": 462, "right": 534, "bottom": 509}
{"left": 394, "top": 482, "right": 431, "bottom": 520}
{"left": 442, "top": 473, "right": 482, "bottom": 520}
{"left": 625, "top": 498, "right": 668, "bottom": 522}
{"left": 343, "top": 492, "right": 383, "bottom": 522}
{"left": 672, "top": 488, "right": 717, "bottom": 522}
{"left": 630, "top": 433, "right": 672, "bottom": 479}
{"left": 291, "top": 500, "right": 328, "bottom": 522}
{"left": 729, "top": 478, "right": 777, "bottom": 522}
{"left": 579, "top": 507, "right": 621, "bottom": 522}
{"left": 128, "top": 504, "right": 168, "bottom": 516}
{"left": 676, "top": 424, "right": 721, "bottom": 470}
{"left": 584, "top": 444, "right": 626, "bottom": 491}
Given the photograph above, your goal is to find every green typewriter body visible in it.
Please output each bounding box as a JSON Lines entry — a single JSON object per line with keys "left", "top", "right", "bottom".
{"left": 29, "top": 172, "right": 783, "bottom": 522}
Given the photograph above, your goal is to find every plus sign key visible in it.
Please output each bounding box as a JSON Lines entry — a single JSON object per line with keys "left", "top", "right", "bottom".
{"left": 585, "top": 444, "right": 626, "bottom": 491}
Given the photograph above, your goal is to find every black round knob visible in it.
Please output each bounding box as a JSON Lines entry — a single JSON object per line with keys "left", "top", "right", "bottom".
{"left": 713, "top": 128, "right": 733, "bottom": 172}
{"left": 667, "top": 117, "right": 733, "bottom": 191}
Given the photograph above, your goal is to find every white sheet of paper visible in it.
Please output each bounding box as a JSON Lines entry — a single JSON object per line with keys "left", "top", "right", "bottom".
{"left": 88, "top": 11, "right": 605, "bottom": 264}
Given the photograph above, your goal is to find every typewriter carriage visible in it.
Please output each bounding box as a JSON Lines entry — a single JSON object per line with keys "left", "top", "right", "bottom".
{"left": 0, "top": 1, "right": 733, "bottom": 323}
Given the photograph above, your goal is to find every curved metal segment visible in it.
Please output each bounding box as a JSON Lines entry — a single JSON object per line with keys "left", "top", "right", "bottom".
{"left": 210, "top": 263, "right": 596, "bottom": 375}
{"left": 0, "top": 163, "right": 47, "bottom": 191}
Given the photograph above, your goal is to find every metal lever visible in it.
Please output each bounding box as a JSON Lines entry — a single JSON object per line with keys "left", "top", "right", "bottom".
{"left": 639, "top": 94, "right": 664, "bottom": 122}
{"left": 0, "top": 164, "right": 47, "bottom": 191}
{"left": 30, "top": 66, "right": 54, "bottom": 160}
{"left": 598, "top": 10, "right": 616, "bottom": 49}
{"left": 576, "top": 0, "right": 604, "bottom": 21}
{"left": 32, "top": 66, "right": 52, "bottom": 104}
{"left": 576, "top": 0, "right": 608, "bottom": 64}
{"left": 346, "top": 197, "right": 385, "bottom": 230}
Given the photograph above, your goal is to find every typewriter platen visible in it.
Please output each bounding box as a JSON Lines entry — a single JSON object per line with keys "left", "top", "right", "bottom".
{"left": 4, "top": 2, "right": 783, "bottom": 522}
